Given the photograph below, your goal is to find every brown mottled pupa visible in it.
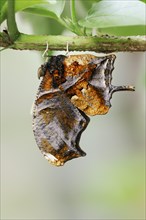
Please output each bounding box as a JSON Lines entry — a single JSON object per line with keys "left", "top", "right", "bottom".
{"left": 32, "top": 54, "right": 134, "bottom": 166}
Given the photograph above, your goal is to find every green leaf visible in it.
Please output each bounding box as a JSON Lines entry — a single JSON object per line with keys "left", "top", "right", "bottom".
{"left": 0, "top": 0, "right": 7, "bottom": 23}
{"left": 79, "top": 0, "right": 146, "bottom": 29}
{"left": 24, "top": 0, "right": 65, "bottom": 20}
{"left": 0, "top": 0, "right": 7, "bottom": 10}
{"left": 99, "top": 25, "right": 146, "bottom": 36}
{"left": 140, "top": 0, "right": 146, "bottom": 3}
{"left": 15, "top": 0, "right": 47, "bottom": 11}
{"left": 0, "top": 0, "right": 65, "bottom": 24}
{"left": 1, "top": 0, "right": 43, "bottom": 24}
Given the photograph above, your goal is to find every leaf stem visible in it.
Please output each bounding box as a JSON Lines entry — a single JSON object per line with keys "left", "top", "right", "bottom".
{"left": 70, "top": 0, "right": 84, "bottom": 35}
{"left": 7, "top": 0, "right": 19, "bottom": 41}
{"left": 71, "top": 0, "right": 78, "bottom": 25}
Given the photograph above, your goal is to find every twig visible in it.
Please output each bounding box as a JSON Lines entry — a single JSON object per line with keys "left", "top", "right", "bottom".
{"left": 0, "top": 32, "right": 146, "bottom": 52}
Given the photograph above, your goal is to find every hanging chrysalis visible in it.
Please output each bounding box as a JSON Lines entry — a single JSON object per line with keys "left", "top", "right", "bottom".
{"left": 32, "top": 54, "right": 134, "bottom": 166}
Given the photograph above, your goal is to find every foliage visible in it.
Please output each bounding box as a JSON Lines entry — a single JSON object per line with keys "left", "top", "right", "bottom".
{"left": 79, "top": 0, "right": 146, "bottom": 36}
{"left": 0, "top": 0, "right": 146, "bottom": 36}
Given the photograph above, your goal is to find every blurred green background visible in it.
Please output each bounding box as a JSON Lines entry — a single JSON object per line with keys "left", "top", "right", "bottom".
{"left": 1, "top": 1, "right": 145, "bottom": 219}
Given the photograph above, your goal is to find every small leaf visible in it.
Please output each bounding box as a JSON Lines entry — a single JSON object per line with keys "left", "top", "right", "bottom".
{"left": 79, "top": 0, "right": 146, "bottom": 28}
{"left": 24, "top": 0, "right": 65, "bottom": 20}
{"left": 1, "top": 0, "right": 43, "bottom": 24}
{"left": 15, "top": 0, "right": 46, "bottom": 11}
{"left": 0, "top": 0, "right": 65, "bottom": 24}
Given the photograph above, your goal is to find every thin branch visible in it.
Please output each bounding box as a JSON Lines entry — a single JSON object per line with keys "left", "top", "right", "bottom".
{"left": 7, "top": 0, "right": 19, "bottom": 41}
{"left": 0, "top": 32, "right": 146, "bottom": 52}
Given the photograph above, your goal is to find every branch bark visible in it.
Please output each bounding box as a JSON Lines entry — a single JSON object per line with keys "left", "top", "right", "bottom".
{"left": 0, "top": 32, "right": 146, "bottom": 52}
